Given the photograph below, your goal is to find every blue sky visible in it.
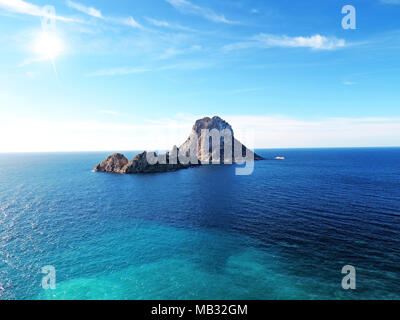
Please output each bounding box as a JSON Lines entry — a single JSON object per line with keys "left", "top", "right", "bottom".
{"left": 1, "top": 0, "right": 400, "bottom": 151}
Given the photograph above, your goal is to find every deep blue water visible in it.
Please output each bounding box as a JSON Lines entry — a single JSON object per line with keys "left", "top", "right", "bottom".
{"left": 0, "top": 148, "right": 400, "bottom": 300}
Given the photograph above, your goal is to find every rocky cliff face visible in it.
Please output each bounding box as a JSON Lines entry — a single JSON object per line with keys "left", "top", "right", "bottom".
{"left": 179, "top": 116, "right": 263, "bottom": 163}
{"left": 94, "top": 153, "right": 128, "bottom": 173}
{"left": 94, "top": 116, "right": 264, "bottom": 174}
{"left": 179, "top": 116, "right": 233, "bottom": 163}
{"left": 192, "top": 116, "right": 234, "bottom": 135}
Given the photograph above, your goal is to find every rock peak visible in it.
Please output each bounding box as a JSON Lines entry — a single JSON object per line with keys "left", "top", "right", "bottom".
{"left": 192, "top": 116, "right": 233, "bottom": 136}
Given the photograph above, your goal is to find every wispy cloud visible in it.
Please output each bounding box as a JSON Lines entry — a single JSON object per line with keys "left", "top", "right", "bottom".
{"left": 25, "top": 71, "right": 36, "bottom": 78}
{"left": 87, "top": 67, "right": 151, "bottom": 77}
{"left": 223, "top": 34, "right": 346, "bottom": 52}
{"left": 117, "top": 16, "right": 142, "bottom": 28}
{"left": 18, "top": 56, "right": 48, "bottom": 67}
{"left": 145, "top": 17, "right": 194, "bottom": 31}
{"left": 157, "top": 45, "right": 202, "bottom": 60}
{"left": 157, "top": 61, "right": 213, "bottom": 71}
{"left": 66, "top": 0, "right": 142, "bottom": 28}
{"left": 100, "top": 110, "right": 118, "bottom": 116}
{"left": 87, "top": 61, "right": 212, "bottom": 77}
{"left": 165, "top": 0, "right": 237, "bottom": 24}
{"left": 343, "top": 81, "right": 357, "bottom": 85}
{"left": 0, "top": 0, "right": 78, "bottom": 22}
{"left": 227, "top": 87, "right": 264, "bottom": 94}
{"left": 66, "top": 0, "right": 102, "bottom": 18}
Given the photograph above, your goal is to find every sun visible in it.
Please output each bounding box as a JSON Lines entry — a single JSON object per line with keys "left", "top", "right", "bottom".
{"left": 33, "top": 32, "right": 64, "bottom": 60}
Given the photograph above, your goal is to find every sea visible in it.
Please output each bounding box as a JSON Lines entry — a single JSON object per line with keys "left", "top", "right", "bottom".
{"left": 0, "top": 148, "right": 399, "bottom": 300}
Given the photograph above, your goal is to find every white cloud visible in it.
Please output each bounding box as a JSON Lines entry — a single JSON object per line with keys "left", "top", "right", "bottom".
{"left": 258, "top": 34, "right": 346, "bottom": 50}
{"left": 65, "top": 1, "right": 142, "bottom": 28}
{"left": 343, "top": 81, "right": 357, "bottom": 85}
{"left": 120, "top": 16, "right": 142, "bottom": 28}
{"left": 145, "top": 17, "right": 194, "bottom": 31}
{"left": 101, "top": 15, "right": 143, "bottom": 29}
{"left": 227, "top": 87, "right": 264, "bottom": 94}
{"left": 18, "top": 56, "right": 48, "bottom": 67}
{"left": 222, "top": 115, "right": 400, "bottom": 149}
{"left": 223, "top": 34, "right": 346, "bottom": 51}
{"left": 0, "top": 0, "right": 42, "bottom": 16}
{"left": 2, "top": 115, "right": 400, "bottom": 152}
{"left": 66, "top": 0, "right": 102, "bottom": 18}
{"left": 100, "top": 110, "right": 118, "bottom": 116}
{"left": 87, "top": 60, "right": 211, "bottom": 76}
{"left": 0, "top": 0, "right": 78, "bottom": 22}
{"left": 87, "top": 67, "right": 151, "bottom": 77}
{"left": 25, "top": 71, "right": 36, "bottom": 78}
{"left": 157, "top": 45, "right": 202, "bottom": 60}
{"left": 157, "top": 60, "right": 213, "bottom": 71}
{"left": 146, "top": 17, "right": 171, "bottom": 28}
{"left": 165, "top": 0, "right": 236, "bottom": 24}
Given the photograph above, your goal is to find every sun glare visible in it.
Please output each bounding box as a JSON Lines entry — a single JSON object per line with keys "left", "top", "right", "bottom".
{"left": 33, "top": 32, "right": 64, "bottom": 60}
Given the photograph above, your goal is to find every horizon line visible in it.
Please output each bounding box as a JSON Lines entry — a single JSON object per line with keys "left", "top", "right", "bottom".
{"left": 1, "top": 146, "right": 400, "bottom": 154}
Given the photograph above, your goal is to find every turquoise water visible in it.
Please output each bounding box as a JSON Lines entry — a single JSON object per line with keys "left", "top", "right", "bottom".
{"left": 0, "top": 149, "right": 400, "bottom": 299}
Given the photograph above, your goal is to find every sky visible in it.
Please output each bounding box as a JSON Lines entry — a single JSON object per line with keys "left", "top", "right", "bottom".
{"left": 0, "top": 0, "right": 400, "bottom": 152}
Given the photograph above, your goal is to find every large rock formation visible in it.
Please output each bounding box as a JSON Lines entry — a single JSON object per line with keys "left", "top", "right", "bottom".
{"left": 94, "top": 116, "right": 264, "bottom": 174}
{"left": 179, "top": 116, "right": 264, "bottom": 163}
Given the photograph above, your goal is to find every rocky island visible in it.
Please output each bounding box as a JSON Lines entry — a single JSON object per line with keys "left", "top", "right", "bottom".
{"left": 94, "top": 116, "right": 264, "bottom": 174}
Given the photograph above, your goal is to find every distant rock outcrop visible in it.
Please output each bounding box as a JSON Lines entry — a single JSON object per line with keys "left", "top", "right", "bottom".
{"left": 94, "top": 116, "right": 264, "bottom": 174}
{"left": 94, "top": 153, "right": 128, "bottom": 173}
